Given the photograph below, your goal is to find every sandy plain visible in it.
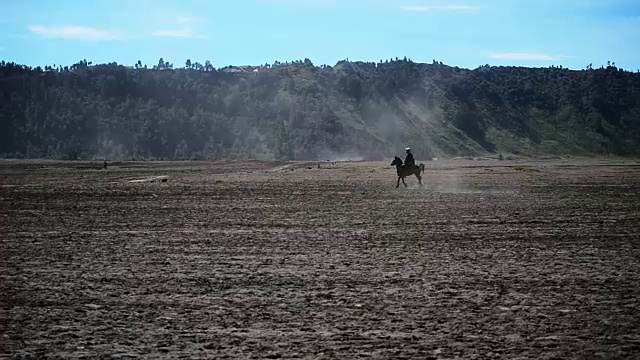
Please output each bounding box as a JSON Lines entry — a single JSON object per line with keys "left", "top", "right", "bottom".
{"left": 1, "top": 158, "right": 640, "bottom": 359}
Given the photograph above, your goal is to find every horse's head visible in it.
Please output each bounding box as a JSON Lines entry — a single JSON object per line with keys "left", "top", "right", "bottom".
{"left": 391, "top": 156, "right": 403, "bottom": 167}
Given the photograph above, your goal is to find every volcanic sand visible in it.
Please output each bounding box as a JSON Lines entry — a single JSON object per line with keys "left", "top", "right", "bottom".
{"left": 1, "top": 158, "right": 640, "bottom": 358}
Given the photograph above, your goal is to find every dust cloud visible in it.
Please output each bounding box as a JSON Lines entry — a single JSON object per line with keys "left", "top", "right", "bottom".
{"left": 355, "top": 94, "right": 447, "bottom": 162}
{"left": 318, "top": 150, "right": 366, "bottom": 162}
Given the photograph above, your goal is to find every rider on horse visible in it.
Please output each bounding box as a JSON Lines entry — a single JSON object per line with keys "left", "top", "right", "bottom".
{"left": 404, "top": 147, "right": 415, "bottom": 168}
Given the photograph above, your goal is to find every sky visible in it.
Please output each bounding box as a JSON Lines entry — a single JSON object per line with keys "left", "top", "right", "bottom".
{"left": 1, "top": 0, "right": 639, "bottom": 70}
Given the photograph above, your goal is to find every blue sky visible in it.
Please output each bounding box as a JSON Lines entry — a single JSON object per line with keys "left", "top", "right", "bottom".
{"left": 1, "top": 0, "right": 639, "bottom": 70}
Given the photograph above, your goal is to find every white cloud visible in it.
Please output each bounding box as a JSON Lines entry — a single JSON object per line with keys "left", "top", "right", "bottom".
{"left": 28, "top": 25, "right": 122, "bottom": 41}
{"left": 263, "top": 0, "right": 337, "bottom": 7}
{"left": 484, "top": 52, "right": 565, "bottom": 61}
{"left": 176, "top": 16, "right": 193, "bottom": 25}
{"left": 401, "top": 4, "right": 479, "bottom": 12}
{"left": 151, "top": 29, "right": 207, "bottom": 39}
{"left": 174, "top": 16, "right": 207, "bottom": 26}
{"left": 151, "top": 16, "right": 208, "bottom": 39}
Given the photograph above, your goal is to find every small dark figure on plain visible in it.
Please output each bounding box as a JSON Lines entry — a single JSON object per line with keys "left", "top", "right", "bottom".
{"left": 404, "top": 147, "right": 415, "bottom": 168}
{"left": 391, "top": 148, "right": 425, "bottom": 188}
{"left": 103, "top": 161, "right": 107, "bottom": 169}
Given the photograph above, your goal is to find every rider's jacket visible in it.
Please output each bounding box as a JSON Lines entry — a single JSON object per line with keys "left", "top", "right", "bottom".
{"left": 405, "top": 153, "right": 415, "bottom": 166}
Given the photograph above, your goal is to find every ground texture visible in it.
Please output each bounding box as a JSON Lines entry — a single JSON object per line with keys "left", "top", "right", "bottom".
{"left": 1, "top": 158, "right": 640, "bottom": 359}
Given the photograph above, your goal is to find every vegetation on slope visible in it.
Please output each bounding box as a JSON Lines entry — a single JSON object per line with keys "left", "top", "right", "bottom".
{"left": 1, "top": 58, "right": 639, "bottom": 160}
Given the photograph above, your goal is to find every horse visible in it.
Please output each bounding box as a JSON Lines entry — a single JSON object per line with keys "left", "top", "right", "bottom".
{"left": 391, "top": 156, "right": 425, "bottom": 188}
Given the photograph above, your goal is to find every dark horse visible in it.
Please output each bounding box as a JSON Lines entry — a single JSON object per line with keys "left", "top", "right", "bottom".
{"left": 391, "top": 156, "right": 425, "bottom": 188}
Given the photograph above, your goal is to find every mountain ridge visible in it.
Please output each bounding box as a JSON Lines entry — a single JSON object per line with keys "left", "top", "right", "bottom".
{"left": 1, "top": 58, "right": 639, "bottom": 160}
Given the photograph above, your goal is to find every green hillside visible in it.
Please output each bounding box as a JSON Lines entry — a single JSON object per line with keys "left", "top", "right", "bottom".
{"left": 1, "top": 58, "right": 639, "bottom": 160}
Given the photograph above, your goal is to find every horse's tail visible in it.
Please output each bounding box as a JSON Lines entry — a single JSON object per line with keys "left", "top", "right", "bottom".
{"left": 420, "top": 163, "right": 425, "bottom": 174}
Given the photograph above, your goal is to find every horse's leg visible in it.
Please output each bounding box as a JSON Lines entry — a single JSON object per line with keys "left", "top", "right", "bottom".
{"left": 415, "top": 171, "right": 423, "bottom": 186}
{"left": 402, "top": 177, "right": 407, "bottom": 187}
{"left": 396, "top": 176, "right": 400, "bottom": 189}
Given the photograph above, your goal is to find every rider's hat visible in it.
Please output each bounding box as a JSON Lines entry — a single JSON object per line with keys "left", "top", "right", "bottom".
{"left": 405, "top": 147, "right": 411, "bottom": 151}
